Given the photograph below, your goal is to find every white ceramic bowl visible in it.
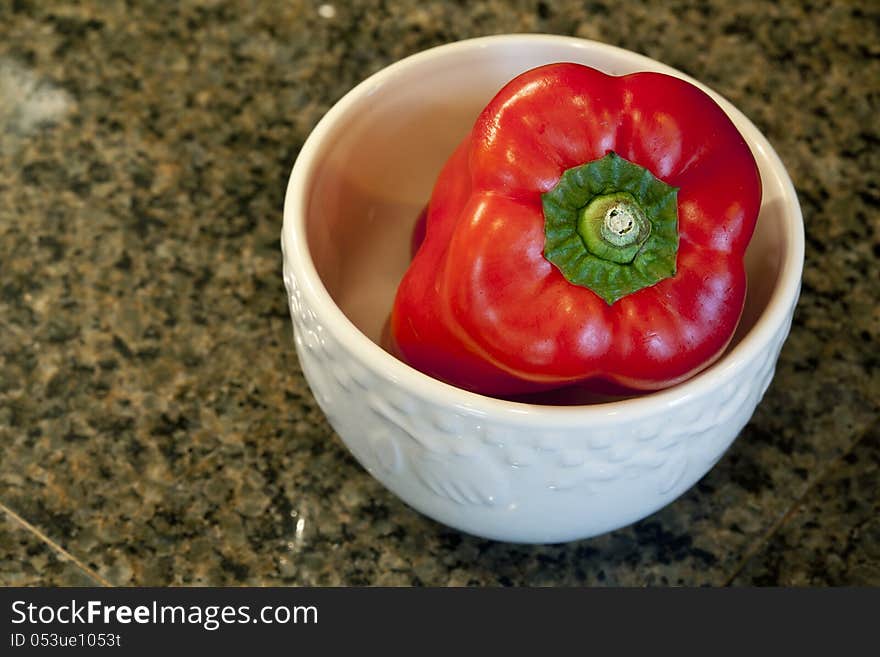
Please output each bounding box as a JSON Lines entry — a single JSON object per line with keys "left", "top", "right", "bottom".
{"left": 281, "top": 34, "right": 804, "bottom": 543}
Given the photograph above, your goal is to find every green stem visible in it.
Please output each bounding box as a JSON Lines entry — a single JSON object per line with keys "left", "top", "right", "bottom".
{"left": 542, "top": 152, "right": 679, "bottom": 305}
{"left": 577, "top": 191, "right": 651, "bottom": 264}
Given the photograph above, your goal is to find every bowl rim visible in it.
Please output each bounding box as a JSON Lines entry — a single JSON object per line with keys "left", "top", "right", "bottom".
{"left": 282, "top": 33, "right": 805, "bottom": 427}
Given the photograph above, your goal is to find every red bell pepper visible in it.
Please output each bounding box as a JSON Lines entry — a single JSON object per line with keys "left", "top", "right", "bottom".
{"left": 389, "top": 63, "right": 761, "bottom": 397}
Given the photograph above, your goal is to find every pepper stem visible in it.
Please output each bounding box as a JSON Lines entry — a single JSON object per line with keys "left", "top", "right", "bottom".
{"left": 542, "top": 151, "right": 679, "bottom": 304}
{"left": 577, "top": 191, "right": 651, "bottom": 264}
{"left": 602, "top": 204, "right": 641, "bottom": 245}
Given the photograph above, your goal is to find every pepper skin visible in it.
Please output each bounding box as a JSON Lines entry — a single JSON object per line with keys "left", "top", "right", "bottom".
{"left": 389, "top": 63, "right": 761, "bottom": 397}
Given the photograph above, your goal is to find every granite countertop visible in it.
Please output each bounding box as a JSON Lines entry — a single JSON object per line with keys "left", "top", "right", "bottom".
{"left": 1, "top": 0, "right": 877, "bottom": 586}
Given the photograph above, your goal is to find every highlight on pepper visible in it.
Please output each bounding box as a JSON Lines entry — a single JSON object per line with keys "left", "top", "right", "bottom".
{"left": 388, "top": 62, "right": 762, "bottom": 399}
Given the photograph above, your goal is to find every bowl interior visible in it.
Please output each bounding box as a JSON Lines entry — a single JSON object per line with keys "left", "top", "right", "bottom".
{"left": 302, "top": 37, "right": 792, "bottom": 401}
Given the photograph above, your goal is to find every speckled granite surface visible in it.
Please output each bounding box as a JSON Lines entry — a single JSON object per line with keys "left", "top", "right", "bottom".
{"left": 1, "top": 509, "right": 102, "bottom": 586}
{"left": 731, "top": 423, "right": 880, "bottom": 586}
{"left": 0, "top": 0, "right": 877, "bottom": 586}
